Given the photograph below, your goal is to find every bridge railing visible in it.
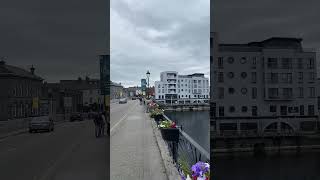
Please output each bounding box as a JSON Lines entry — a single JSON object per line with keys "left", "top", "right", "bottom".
{"left": 162, "top": 114, "right": 210, "bottom": 169}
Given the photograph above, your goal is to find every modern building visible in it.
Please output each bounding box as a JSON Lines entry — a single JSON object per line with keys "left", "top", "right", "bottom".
{"left": 0, "top": 61, "right": 43, "bottom": 121}
{"left": 211, "top": 36, "right": 319, "bottom": 135}
{"left": 141, "top": 79, "right": 147, "bottom": 95}
{"left": 155, "top": 71, "right": 210, "bottom": 104}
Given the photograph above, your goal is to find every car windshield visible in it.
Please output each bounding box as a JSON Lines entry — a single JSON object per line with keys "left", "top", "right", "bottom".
{"left": 31, "top": 116, "right": 49, "bottom": 122}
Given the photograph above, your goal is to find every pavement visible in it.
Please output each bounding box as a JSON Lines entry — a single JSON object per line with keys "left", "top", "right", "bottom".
{"left": 0, "top": 119, "right": 109, "bottom": 180}
{"left": 110, "top": 99, "right": 168, "bottom": 180}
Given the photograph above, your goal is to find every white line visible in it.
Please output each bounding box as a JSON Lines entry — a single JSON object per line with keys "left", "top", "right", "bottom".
{"left": 110, "top": 103, "right": 137, "bottom": 133}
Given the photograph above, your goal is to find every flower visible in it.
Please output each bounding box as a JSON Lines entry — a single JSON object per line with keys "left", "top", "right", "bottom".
{"left": 158, "top": 120, "right": 177, "bottom": 129}
{"left": 191, "top": 162, "right": 210, "bottom": 179}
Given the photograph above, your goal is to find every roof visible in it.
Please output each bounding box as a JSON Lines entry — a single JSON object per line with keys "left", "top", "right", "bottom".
{"left": 0, "top": 62, "right": 43, "bottom": 80}
{"left": 219, "top": 37, "right": 304, "bottom": 52}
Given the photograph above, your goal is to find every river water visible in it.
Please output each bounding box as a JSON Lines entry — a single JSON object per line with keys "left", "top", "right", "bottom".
{"left": 165, "top": 110, "right": 210, "bottom": 152}
{"left": 165, "top": 111, "right": 320, "bottom": 180}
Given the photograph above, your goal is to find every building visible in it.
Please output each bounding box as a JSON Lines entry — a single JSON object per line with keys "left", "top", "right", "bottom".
{"left": 59, "top": 77, "right": 104, "bottom": 112}
{"left": 211, "top": 37, "right": 319, "bottom": 135}
{"left": 110, "top": 82, "right": 124, "bottom": 100}
{"left": 0, "top": 61, "right": 43, "bottom": 121}
{"left": 42, "top": 83, "right": 82, "bottom": 114}
{"left": 155, "top": 71, "right": 210, "bottom": 104}
{"left": 124, "top": 86, "right": 139, "bottom": 97}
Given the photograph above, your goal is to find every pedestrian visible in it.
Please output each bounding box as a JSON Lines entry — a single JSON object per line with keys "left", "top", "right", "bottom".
{"left": 93, "top": 113, "right": 101, "bottom": 138}
{"left": 139, "top": 97, "right": 142, "bottom": 105}
{"left": 100, "top": 111, "right": 106, "bottom": 136}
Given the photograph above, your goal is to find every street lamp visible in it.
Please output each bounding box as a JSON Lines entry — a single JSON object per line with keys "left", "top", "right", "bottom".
{"left": 146, "top": 70, "right": 150, "bottom": 98}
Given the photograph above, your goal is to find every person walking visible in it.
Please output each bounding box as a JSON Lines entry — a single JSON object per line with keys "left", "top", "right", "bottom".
{"left": 93, "top": 113, "right": 101, "bottom": 138}
{"left": 100, "top": 111, "right": 106, "bottom": 136}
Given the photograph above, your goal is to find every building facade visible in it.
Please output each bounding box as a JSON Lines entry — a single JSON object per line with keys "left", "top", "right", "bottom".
{"left": 211, "top": 37, "right": 319, "bottom": 135}
{"left": 110, "top": 82, "right": 124, "bottom": 100}
{"left": 155, "top": 71, "right": 210, "bottom": 104}
{"left": 0, "top": 61, "right": 43, "bottom": 121}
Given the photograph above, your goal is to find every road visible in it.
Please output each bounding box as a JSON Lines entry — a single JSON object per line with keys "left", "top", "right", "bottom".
{"left": 0, "top": 119, "right": 108, "bottom": 180}
{"left": 110, "top": 99, "right": 167, "bottom": 180}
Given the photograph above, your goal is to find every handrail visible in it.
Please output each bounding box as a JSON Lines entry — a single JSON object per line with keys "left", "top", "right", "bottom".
{"left": 162, "top": 113, "right": 210, "bottom": 162}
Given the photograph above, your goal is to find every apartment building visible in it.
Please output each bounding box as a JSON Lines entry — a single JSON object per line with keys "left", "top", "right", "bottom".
{"left": 211, "top": 36, "right": 318, "bottom": 135}
{"left": 155, "top": 71, "right": 209, "bottom": 104}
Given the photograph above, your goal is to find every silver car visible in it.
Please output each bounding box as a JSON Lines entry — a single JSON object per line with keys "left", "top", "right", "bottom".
{"left": 29, "top": 116, "right": 54, "bottom": 133}
{"left": 119, "top": 98, "right": 127, "bottom": 104}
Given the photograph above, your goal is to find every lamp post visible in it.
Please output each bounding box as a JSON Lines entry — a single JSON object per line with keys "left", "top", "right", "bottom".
{"left": 146, "top": 70, "right": 150, "bottom": 98}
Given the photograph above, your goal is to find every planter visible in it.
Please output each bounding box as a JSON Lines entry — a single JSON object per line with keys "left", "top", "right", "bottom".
{"left": 154, "top": 114, "right": 163, "bottom": 124}
{"left": 160, "top": 128, "right": 179, "bottom": 142}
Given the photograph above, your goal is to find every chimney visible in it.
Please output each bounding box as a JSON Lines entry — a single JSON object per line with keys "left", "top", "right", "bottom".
{"left": 30, "top": 65, "right": 35, "bottom": 75}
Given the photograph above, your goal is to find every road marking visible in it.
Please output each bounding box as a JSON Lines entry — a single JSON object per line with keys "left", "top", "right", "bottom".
{"left": 110, "top": 102, "right": 137, "bottom": 133}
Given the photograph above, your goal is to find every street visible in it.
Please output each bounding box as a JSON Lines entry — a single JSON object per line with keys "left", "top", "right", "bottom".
{"left": 110, "top": 99, "right": 167, "bottom": 180}
{"left": 0, "top": 119, "right": 109, "bottom": 180}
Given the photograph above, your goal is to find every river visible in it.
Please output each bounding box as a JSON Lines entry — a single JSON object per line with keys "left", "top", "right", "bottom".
{"left": 165, "top": 111, "right": 320, "bottom": 180}
{"left": 165, "top": 110, "right": 210, "bottom": 152}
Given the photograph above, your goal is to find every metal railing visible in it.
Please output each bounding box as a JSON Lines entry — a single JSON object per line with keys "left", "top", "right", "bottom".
{"left": 163, "top": 114, "right": 210, "bottom": 167}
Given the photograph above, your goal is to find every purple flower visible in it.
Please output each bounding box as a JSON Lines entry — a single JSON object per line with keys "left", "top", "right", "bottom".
{"left": 191, "top": 162, "right": 210, "bottom": 178}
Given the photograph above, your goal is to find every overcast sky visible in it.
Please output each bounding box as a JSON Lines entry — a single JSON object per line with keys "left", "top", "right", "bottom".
{"left": 213, "top": 0, "right": 320, "bottom": 72}
{"left": 0, "top": 0, "right": 107, "bottom": 82}
{"left": 111, "top": 0, "right": 210, "bottom": 87}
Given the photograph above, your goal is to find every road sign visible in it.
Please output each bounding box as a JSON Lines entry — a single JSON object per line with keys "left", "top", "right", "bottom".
{"left": 32, "top": 97, "right": 39, "bottom": 109}
{"left": 100, "top": 55, "right": 110, "bottom": 95}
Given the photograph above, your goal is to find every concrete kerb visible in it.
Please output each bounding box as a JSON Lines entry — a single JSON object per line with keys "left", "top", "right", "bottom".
{"left": 146, "top": 113, "right": 181, "bottom": 180}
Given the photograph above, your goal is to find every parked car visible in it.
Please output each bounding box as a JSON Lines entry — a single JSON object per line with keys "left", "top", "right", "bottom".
{"left": 119, "top": 98, "right": 127, "bottom": 104}
{"left": 70, "top": 113, "right": 84, "bottom": 122}
{"left": 29, "top": 116, "right": 54, "bottom": 133}
{"left": 132, "top": 97, "right": 137, "bottom": 100}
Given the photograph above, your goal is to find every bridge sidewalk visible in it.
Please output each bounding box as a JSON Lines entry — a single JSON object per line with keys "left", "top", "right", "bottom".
{"left": 110, "top": 102, "right": 168, "bottom": 180}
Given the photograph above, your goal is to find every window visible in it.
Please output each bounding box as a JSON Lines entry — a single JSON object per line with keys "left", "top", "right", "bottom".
{"left": 283, "top": 88, "right": 293, "bottom": 98}
{"left": 281, "top": 73, "right": 292, "bottom": 83}
{"left": 308, "top": 72, "right": 315, "bottom": 81}
{"left": 251, "top": 72, "right": 257, "bottom": 83}
{"left": 252, "top": 57, "right": 257, "bottom": 68}
{"left": 268, "top": 88, "right": 278, "bottom": 99}
{"left": 241, "top": 72, "right": 247, "bottom": 79}
{"left": 252, "top": 106, "right": 257, "bottom": 116}
{"left": 281, "top": 58, "right": 292, "bottom": 69}
{"left": 309, "top": 87, "right": 315, "bottom": 97}
{"left": 241, "top": 88, "right": 247, "bottom": 94}
{"left": 308, "top": 58, "right": 315, "bottom": 69}
{"left": 240, "top": 57, "right": 247, "bottom": 64}
{"left": 308, "top": 105, "right": 315, "bottom": 115}
{"left": 300, "top": 105, "right": 304, "bottom": 115}
{"left": 298, "top": 72, "right": 303, "bottom": 82}
{"left": 297, "top": 58, "right": 303, "bottom": 69}
{"left": 298, "top": 87, "right": 304, "bottom": 98}
{"left": 218, "top": 87, "right": 224, "bottom": 99}
{"left": 228, "top": 57, "right": 234, "bottom": 64}
{"left": 229, "top": 106, "right": 235, "bottom": 113}
{"left": 252, "top": 87, "right": 257, "bottom": 99}
{"left": 228, "top": 72, "right": 234, "bottom": 79}
{"left": 270, "top": 105, "right": 277, "bottom": 113}
{"left": 158, "top": 89, "right": 160, "bottom": 93}
{"left": 219, "top": 106, "right": 224, "bottom": 117}
{"left": 218, "top": 57, "right": 223, "bottom": 69}
{"left": 228, "top": 88, "right": 235, "bottom": 94}
{"left": 242, "top": 106, "right": 248, "bottom": 112}
{"left": 269, "top": 73, "right": 278, "bottom": 83}
{"left": 280, "top": 106, "right": 287, "bottom": 116}
{"left": 267, "top": 58, "right": 278, "bottom": 69}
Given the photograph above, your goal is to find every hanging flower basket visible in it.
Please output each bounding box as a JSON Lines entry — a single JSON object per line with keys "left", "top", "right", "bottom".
{"left": 159, "top": 120, "right": 179, "bottom": 142}
{"left": 160, "top": 128, "right": 179, "bottom": 142}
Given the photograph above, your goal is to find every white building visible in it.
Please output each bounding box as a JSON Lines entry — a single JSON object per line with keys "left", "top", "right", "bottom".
{"left": 211, "top": 36, "right": 319, "bottom": 135}
{"left": 155, "top": 71, "right": 209, "bottom": 104}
